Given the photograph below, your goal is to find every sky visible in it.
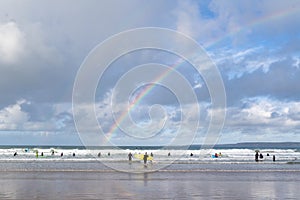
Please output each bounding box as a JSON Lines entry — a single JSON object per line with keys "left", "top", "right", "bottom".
{"left": 0, "top": 0, "right": 300, "bottom": 146}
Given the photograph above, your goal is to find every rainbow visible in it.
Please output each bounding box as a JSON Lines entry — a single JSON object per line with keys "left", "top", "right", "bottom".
{"left": 104, "top": 58, "right": 184, "bottom": 144}
{"left": 102, "top": 4, "right": 300, "bottom": 144}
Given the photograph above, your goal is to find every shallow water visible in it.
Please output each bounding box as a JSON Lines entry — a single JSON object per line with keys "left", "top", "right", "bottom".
{"left": 0, "top": 170, "right": 299, "bottom": 200}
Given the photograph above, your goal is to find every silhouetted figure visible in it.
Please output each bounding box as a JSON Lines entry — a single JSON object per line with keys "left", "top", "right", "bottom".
{"left": 41, "top": 152, "right": 44, "bottom": 156}
{"left": 168, "top": 152, "right": 171, "bottom": 156}
{"left": 108, "top": 152, "right": 110, "bottom": 156}
{"left": 61, "top": 152, "right": 63, "bottom": 157}
{"left": 14, "top": 152, "right": 17, "bottom": 156}
{"left": 267, "top": 153, "right": 270, "bottom": 156}
{"left": 273, "top": 155, "right": 276, "bottom": 162}
{"left": 214, "top": 153, "right": 218, "bottom": 158}
{"left": 259, "top": 153, "right": 263, "bottom": 159}
{"left": 73, "top": 153, "right": 75, "bottom": 157}
{"left": 255, "top": 152, "right": 259, "bottom": 162}
{"left": 190, "top": 153, "right": 193, "bottom": 157}
{"left": 150, "top": 152, "right": 153, "bottom": 157}
{"left": 128, "top": 152, "right": 133, "bottom": 161}
{"left": 98, "top": 152, "right": 101, "bottom": 157}
{"left": 143, "top": 152, "right": 149, "bottom": 164}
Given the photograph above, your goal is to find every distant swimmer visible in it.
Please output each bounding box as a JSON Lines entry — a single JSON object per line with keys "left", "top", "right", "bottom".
{"left": 61, "top": 152, "right": 63, "bottom": 157}
{"left": 168, "top": 152, "right": 171, "bottom": 156}
{"left": 273, "top": 155, "right": 276, "bottom": 162}
{"left": 41, "top": 152, "right": 44, "bottom": 156}
{"left": 128, "top": 152, "right": 133, "bottom": 161}
{"left": 73, "top": 153, "right": 75, "bottom": 157}
{"left": 190, "top": 153, "right": 193, "bottom": 157}
{"left": 150, "top": 152, "right": 153, "bottom": 157}
{"left": 98, "top": 152, "right": 101, "bottom": 157}
{"left": 143, "top": 152, "right": 149, "bottom": 164}
{"left": 13, "top": 152, "right": 17, "bottom": 156}
{"left": 108, "top": 152, "right": 110, "bottom": 156}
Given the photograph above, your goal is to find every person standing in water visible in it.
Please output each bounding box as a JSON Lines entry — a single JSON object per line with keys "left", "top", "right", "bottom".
{"left": 128, "top": 152, "right": 133, "bottom": 161}
{"left": 255, "top": 152, "right": 259, "bottom": 162}
{"left": 143, "top": 152, "right": 149, "bottom": 164}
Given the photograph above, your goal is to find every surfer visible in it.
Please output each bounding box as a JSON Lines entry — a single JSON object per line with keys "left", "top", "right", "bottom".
{"left": 143, "top": 152, "right": 149, "bottom": 164}
{"left": 128, "top": 152, "right": 133, "bottom": 161}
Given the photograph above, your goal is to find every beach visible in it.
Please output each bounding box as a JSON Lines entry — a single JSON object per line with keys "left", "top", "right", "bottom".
{"left": 0, "top": 145, "right": 299, "bottom": 199}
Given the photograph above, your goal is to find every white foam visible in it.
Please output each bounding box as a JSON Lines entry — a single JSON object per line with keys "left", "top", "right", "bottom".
{"left": 0, "top": 148, "right": 299, "bottom": 163}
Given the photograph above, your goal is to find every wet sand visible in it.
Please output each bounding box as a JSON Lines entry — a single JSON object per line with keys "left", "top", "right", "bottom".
{"left": 0, "top": 170, "right": 299, "bottom": 199}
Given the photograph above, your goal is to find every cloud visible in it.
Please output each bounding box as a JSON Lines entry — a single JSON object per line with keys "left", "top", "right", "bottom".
{"left": 0, "top": 99, "right": 74, "bottom": 132}
{"left": 0, "top": 99, "right": 29, "bottom": 129}
{"left": 0, "top": 1, "right": 300, "bottom": 144}
{"left": 226, "top": 96, "right": 300, "bottom": 128}
{"left": 0, "top": 21, "right": 25, "bottom": 64}
{"left": 211, "top": 46, "right": 284, "bottom": 79}
{"left": 174, "top": 0, "right": 300, "bottom": 47}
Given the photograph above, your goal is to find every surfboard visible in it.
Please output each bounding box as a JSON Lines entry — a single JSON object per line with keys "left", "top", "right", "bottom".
{"left": 134, "top": 154, "right": 153, "bottom": 161}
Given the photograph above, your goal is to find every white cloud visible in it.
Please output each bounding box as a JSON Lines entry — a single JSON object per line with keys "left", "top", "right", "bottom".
{"left": 174, "top": 0, "right": 225, "bottom": 46}
{"left": 293, "top": 56, "right": 300, "bottom": 69}
{"left": 0, "top": 99, "right": 28, "bottom": 129}
{"left": 0, "top": 21, "right": 25, "bottom": 64}
{"left": 211, "top": 46, "right": 283, "bottom": 79}
{"left": 0, "top": 99, "right": 74, "bottom": 132}
{"left": 226, "top": 97, "right": 300, "bottom": 128}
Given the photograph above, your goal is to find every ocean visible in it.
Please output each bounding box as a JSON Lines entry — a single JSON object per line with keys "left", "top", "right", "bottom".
{"left": 0, "top": 142, "right": 299, "bottom": 199}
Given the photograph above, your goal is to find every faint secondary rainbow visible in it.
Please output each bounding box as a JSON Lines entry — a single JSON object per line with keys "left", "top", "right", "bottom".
{"left": 102, "top": 5, "right": 300, "bottom": 144}
{"left": 205, "top": 4, "right": 300, "bottom": 48}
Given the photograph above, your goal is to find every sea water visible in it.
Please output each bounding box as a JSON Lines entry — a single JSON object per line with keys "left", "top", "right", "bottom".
{"left": 0, "top": 144, "right": 299, "bottom": 172}
{"left": 0, "top": 143, "right": 299, "bottom": 199}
